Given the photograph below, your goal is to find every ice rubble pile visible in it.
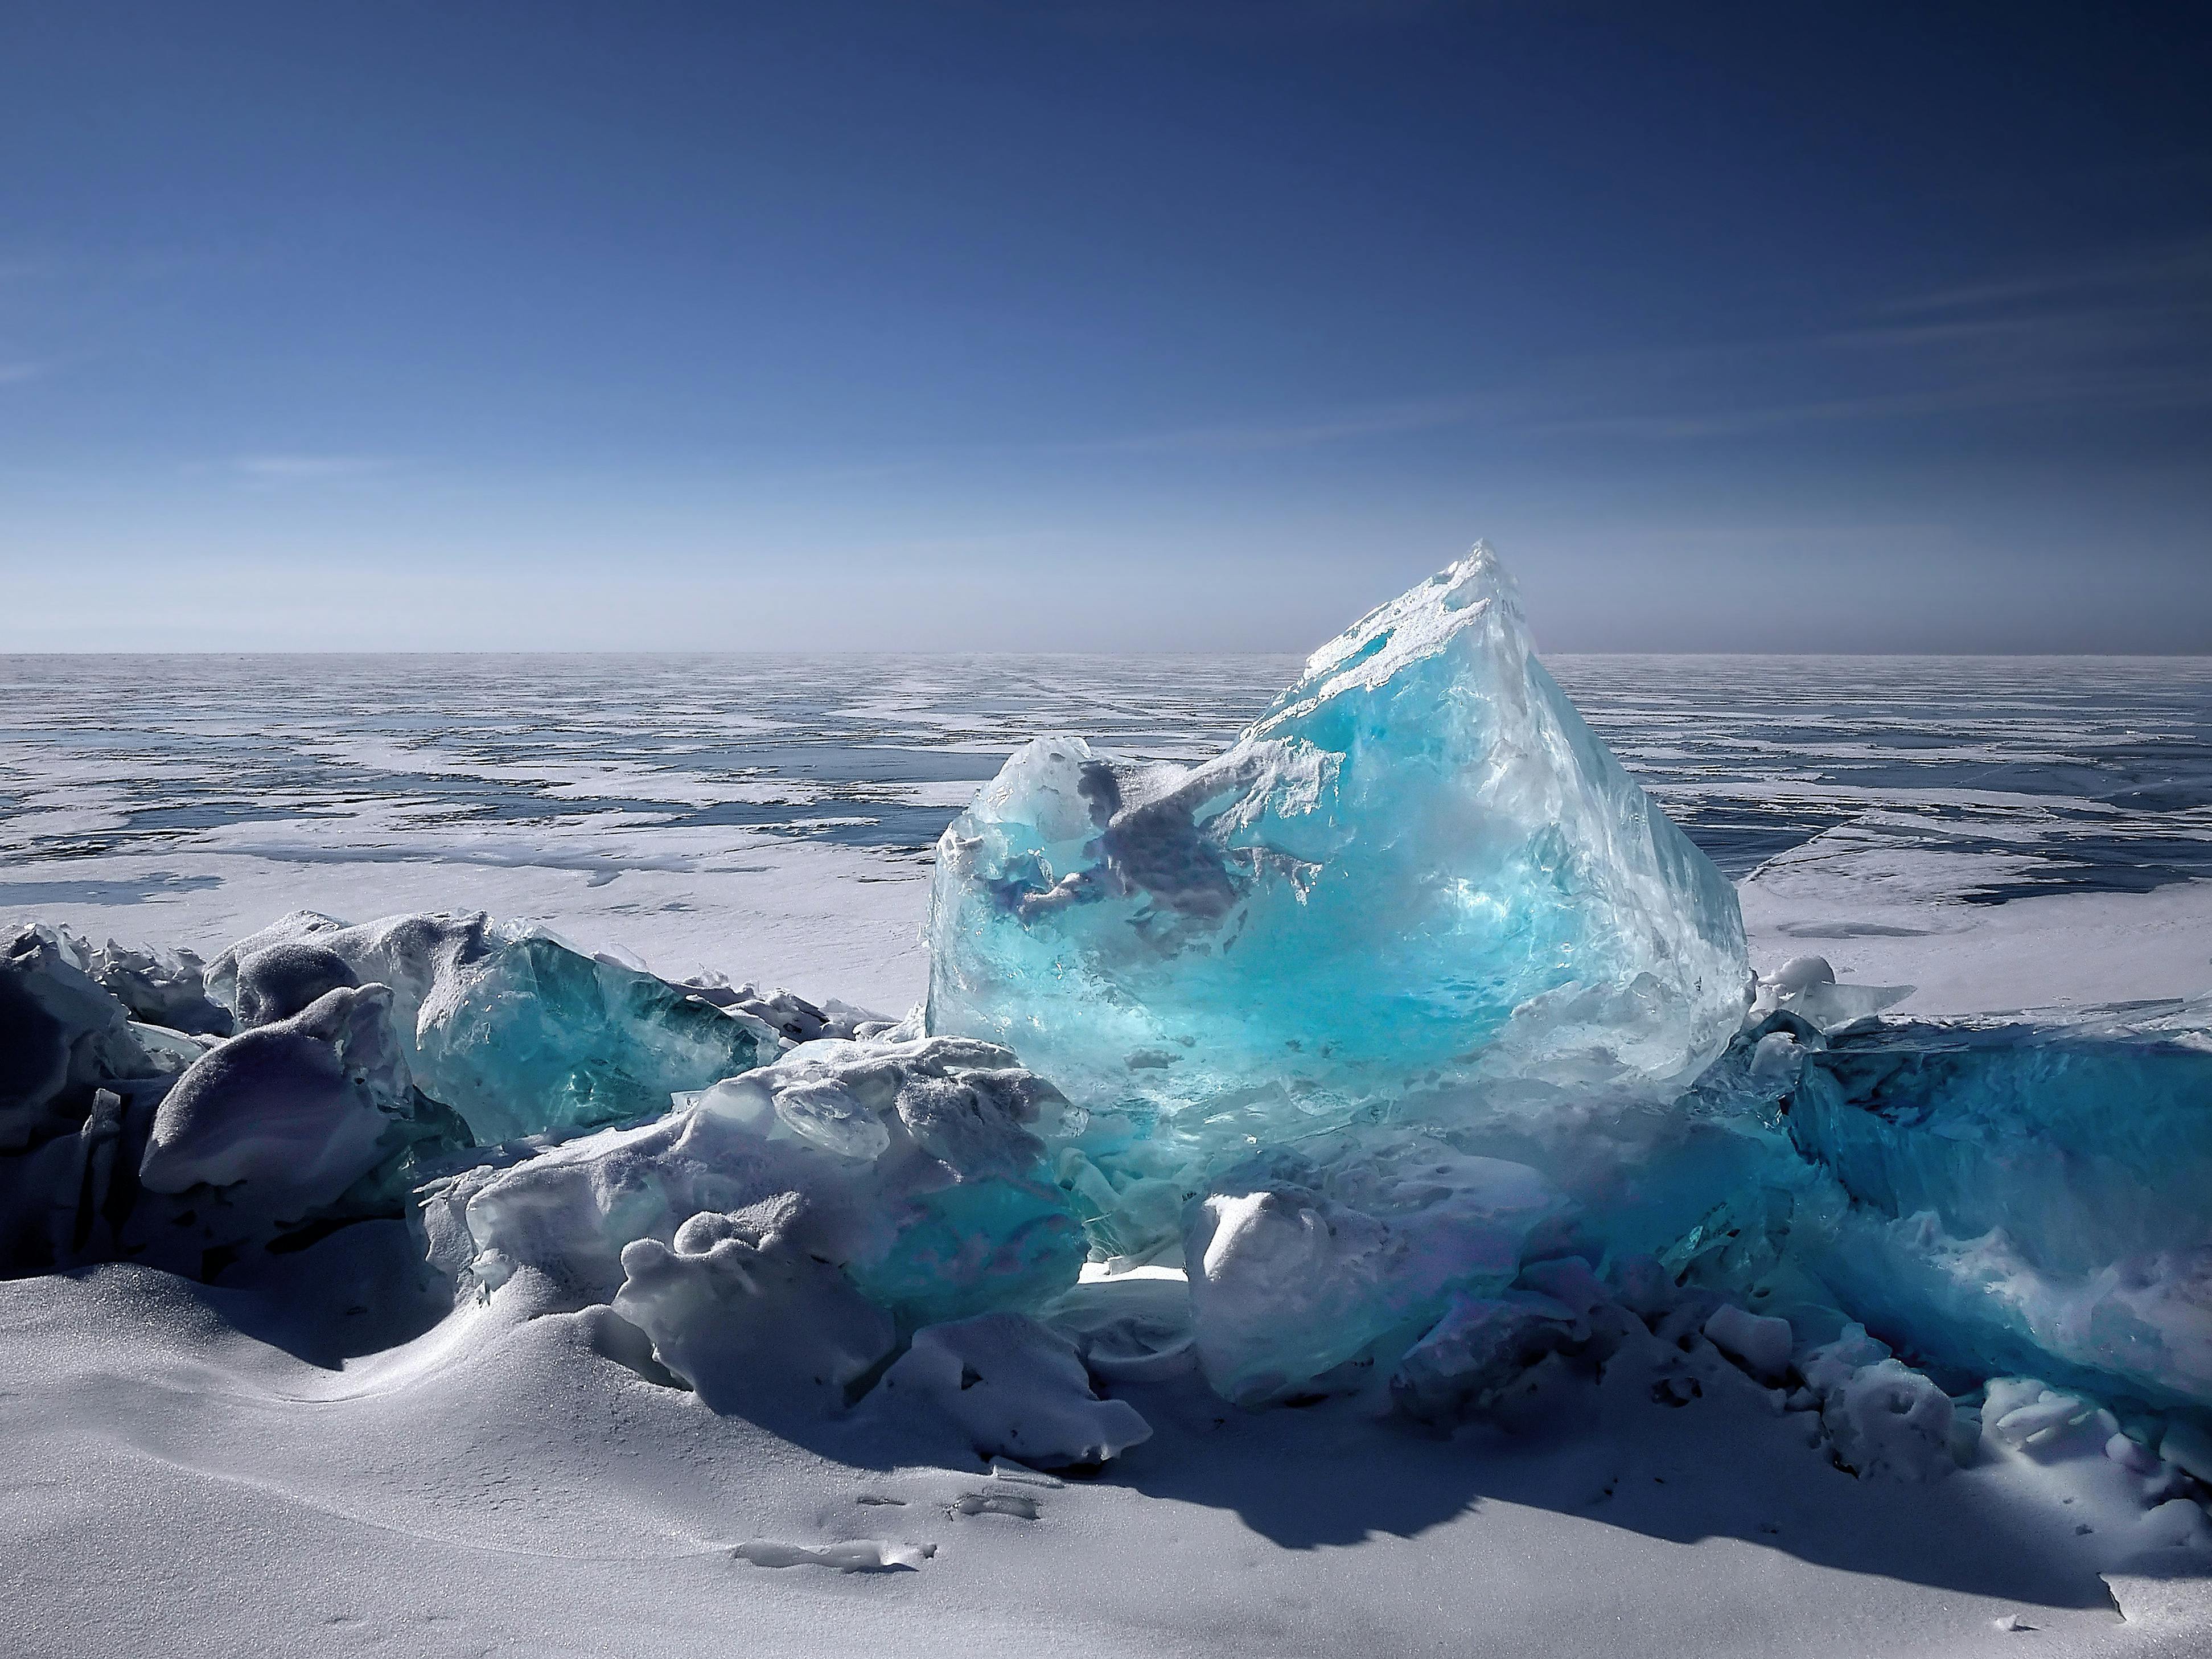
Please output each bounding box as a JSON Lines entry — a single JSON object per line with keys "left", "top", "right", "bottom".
{"left": 211, "top": 911, "right": 786, "bottom": 1143}
{"left": 418, "top": 1032, "right": 1084, "bottom": 1327}
{"left": 1, "top": 545, "right": 2209, "bottom": 1492}
{"left": 0, "top": 912, "right": 786, "bottom": 1276}
{"left": 910, "top": 543, "right": 2212, "bottom": 1452}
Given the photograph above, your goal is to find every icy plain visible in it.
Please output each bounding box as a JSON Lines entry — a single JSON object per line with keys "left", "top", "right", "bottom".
{"left": 3, "top": 559, "right": 2211, "bottom": 1658}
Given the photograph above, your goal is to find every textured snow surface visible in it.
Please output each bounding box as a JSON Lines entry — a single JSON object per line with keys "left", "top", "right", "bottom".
{"left": 4, "top": 1254, "right": 2207, "bottom": 1659}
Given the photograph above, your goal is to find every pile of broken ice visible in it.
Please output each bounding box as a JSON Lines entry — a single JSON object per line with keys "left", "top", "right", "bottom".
{"left": 3, "top": 545, "right": 2210, "bottom": 1498}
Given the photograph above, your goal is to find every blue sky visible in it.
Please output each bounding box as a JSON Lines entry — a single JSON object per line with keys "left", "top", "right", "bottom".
{"left": 3, "top": 2, "right": 2208, "bottom": 651}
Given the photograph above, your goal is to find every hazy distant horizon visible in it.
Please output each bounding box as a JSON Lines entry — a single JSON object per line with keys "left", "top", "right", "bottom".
{"left": 8, "top": 645, "right": 2212, "bottom": 661}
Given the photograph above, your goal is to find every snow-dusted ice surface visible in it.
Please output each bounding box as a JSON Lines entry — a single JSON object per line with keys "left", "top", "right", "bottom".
{"left": 2, "top": 568, "right": 2210, "bottom": 1656}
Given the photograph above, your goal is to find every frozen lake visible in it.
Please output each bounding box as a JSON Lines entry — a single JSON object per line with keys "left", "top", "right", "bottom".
{"left": 6, "top": 648, "right": 2211, "bottom": 1659}
{"left": 5, "top": 652, "right": 2211, "bottom": 1012}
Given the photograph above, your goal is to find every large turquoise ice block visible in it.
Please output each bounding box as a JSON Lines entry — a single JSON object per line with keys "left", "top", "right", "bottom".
{"left": 926, "top": 545, "right": 1749, "bottom": 1130}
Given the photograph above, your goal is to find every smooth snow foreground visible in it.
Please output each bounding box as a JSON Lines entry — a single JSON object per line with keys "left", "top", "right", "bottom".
{"left": 2, "top": 548, "right": 2208, "bottom": 1656}
{"left": 6, "top": 1246, "right": 2209, "bottom": 1659}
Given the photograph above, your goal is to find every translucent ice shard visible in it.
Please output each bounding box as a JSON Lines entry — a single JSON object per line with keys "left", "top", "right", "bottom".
{"left": 927, "top": 545, "right": 1749, "bottom": 1139}
{"left": 412, "top": 931, "right": 782, "bottom": 1144}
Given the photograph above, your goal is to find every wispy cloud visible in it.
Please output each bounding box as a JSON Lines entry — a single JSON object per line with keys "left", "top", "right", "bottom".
{"left": 1035, "top": 0, "right": 1448, "bottom": 43}
{"left": 232, "top": 453, "right": 395, "bottom": 480}
{"left": 1071, "top": 239, "right": 2212, "bottom": 458}
{"left": 1879, "top": 236, "right": 2212, "bottom": 317}
{"left": 0, "top": 361, "right": 44, "bottom": 385}
{"left": 1059, "top": 396, "right": 1485, "bottom": 456}
{"left": 1537, "top": 359, "right": 2212, "bottom": 440}
{"left": 1531, "top": 236, "right": 2212, "bottom": 441}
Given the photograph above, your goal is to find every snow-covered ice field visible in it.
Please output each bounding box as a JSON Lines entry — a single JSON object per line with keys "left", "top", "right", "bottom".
{"left": 5, "top": 644, "right": 2211, "bottom": 1657}
{"left": 6, "top": 651, "right": 2210, "bottom": 1016}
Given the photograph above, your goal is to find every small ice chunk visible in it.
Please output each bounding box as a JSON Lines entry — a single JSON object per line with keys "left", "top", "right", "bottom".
{"left": 1991, "top": 1390, "right": 2090, "bottom": 1448}
{"left": 2106, "top": 1431, "right": 2162, "bottom": 1473}
{"left": 127, "top": 1021, "right": 212, "bottom": 1073}
{"left": 1518, "top": 1257, "right": 1610, "bottom": 1320}
{"left": 612, "top": 1199, "right": 895, "bottom": 1419}
{"left": 1703, "top": 1304, "right": 1794, "bottom": 1381}
{"left": 1187, "top": 1184, "right": 1389, "bottom": 1405}
{"left": 1752, "top": 955, "right": 1913, "bottom": 1031}
{"left": 1799, "top": 1322, "right": 1892, "bottom": 1396}
{"left": 1745, "top": 1031, "right": 1804, "bottom": 1094}
{"left": 870, "top": 1312, "right": 1150, "bottom": 1468}
{"left": 989, "top": 1457, "right": 1064, "bottom": 1488}
{"left": 1772, "top": 956, "right": 1837, "bottom": 996}
{"left": 2138, "top": 1499, "right": 2212, "bottom": 1551}
{"left": 139, "top": 984, "right": 408, "bottom": 1210}
{"left": 1391, "top": 1292, "right": 1582, "bottom": 1422}
{"left": 1607, "top": 1254, "right": 1680, "bottom": 1321}
{"left": 1821, "top": 1357, "right": 1956, "bottom": 1482}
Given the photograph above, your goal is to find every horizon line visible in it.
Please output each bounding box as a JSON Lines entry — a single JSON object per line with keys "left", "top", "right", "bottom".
{"left": 4, "top": 647, "right": 2210, "bottom": 662}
